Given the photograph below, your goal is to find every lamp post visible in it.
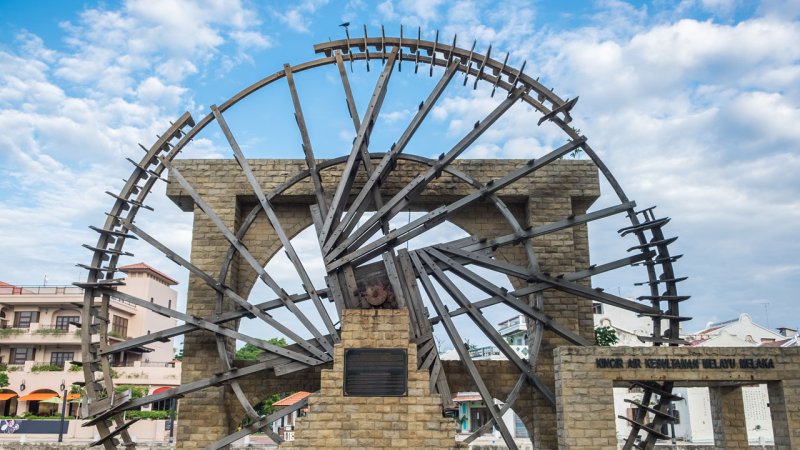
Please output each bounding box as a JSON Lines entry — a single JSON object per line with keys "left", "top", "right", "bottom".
{"left": 58, "top": 379, "right": 67, "bottom": 443}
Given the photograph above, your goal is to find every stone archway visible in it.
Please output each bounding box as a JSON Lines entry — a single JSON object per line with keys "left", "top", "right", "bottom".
{"left": 165, "top": 157, "right": 599, "bottom": 448}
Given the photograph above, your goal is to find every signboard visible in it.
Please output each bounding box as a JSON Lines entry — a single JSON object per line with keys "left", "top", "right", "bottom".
{"left": 595, "top": 357, "right": 776, "bottom": 370}
{"left": 344, "top": 348, "right": 407, "bottom": 396}
{"left": 0, "top": 419, "right": 68, "bottom": 434}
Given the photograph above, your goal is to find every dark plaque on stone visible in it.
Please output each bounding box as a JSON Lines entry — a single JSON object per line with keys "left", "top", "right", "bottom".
{"left": 344, "top": 348, "right": 407, "bottom": 396}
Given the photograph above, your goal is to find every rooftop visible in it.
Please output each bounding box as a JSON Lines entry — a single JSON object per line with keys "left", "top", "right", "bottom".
{"left": 119, "top": 262, "right": 178, "bottom": 286}
{"left": 273, "top": 391, "right": 310, "bottom": 407}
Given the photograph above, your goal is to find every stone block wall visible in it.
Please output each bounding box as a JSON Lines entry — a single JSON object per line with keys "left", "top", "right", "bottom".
{"left": 282, "top": 309, "right": 461, "bottom": 450}
{"left": 555, "top": 346, "right": 800, "bottom": 450}
{"left": 166, "top": 158, "right": 600, "bottom": 447}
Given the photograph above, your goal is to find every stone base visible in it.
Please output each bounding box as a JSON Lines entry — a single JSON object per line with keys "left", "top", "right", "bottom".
{"left": 281, "top": 309, "right": 462, "bottom": 449}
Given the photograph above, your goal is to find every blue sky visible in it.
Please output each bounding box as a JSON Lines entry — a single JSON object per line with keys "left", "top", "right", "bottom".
{"left": 1, "top": 0, "right": 799, "bottom": 345}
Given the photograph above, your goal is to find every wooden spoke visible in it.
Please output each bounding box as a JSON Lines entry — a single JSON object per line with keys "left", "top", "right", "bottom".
{"left": 119, "top": 218, "right": 329, "bottom": 362}
{"left": 409, "top": 251, "right": 519, "bottom": 450}
{"left": 206, "top": 398, "right": 309, "bottom": 450}
{"left": 159, "top": 156, "right": 335, "bottom": 354}
{"left": 452, "top": 201, "right": 636, "bottom": 252}
{"left": 327, "top": 136, "right": 587, "bottom": 269}
{"left": 284, "top": 65, "right": 329, "bottom": 219}
{"left": 319, "top": 47, "right": 399, "bottom": 248}
{"left": 325, "top": 85, "right": 530, "bottom": 266}
{"left": 334, "top": 51, "right": 387, "bottom": 234}
{"left": 324, "top": 59, "right": 461, "bottom": 251}
{"left": 211, "top": 105, "right": 340, "bottom": 344}
{"left": 463, "top": 373, "right": 526, "bottom": 444}
{"left": 418, "top": 250, "right": 555, "bottom": 404}
{"left": 424, "top": 247, "right": 591, "bottom": 346}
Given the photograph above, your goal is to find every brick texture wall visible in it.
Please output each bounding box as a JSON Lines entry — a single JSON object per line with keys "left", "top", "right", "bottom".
{"left": 166, "top": 158, "right": 600, "bottom": 447}
{"left": 281, "top": 309, "right": 462, "bottom": 449}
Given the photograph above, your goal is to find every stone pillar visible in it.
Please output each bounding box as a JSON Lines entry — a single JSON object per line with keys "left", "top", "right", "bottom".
{"left": 768, "top": 380, "right": 800, "bottom": 450}
{"left": 282, "top": 309, "right": 462, "bottom": 449}
{"left": 554, "top": 349, "right": 616, "bottom": 449}
{"left": 709, "top": 385, "right": 748, "bottom": 449}
{"left": 526, "top": 192, "right": 595, "bottom": 449}
{"left": 178, "top": 199, "right": 240, "bottom": 449}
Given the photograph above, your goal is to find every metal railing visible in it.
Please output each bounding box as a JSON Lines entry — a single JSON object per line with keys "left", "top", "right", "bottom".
{"left": 0, "top": 285, "right": 84, "bottom": 295}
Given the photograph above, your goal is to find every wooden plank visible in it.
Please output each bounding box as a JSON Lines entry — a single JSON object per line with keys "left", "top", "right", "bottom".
{"left": 453, "top": 202, "right": 636, "bottom": 252}
{"left": 397, "top": 249, "right": 428, "bottom": 338}
{"left": 284, "top": 65, "right": 328, "bottom": 219}
{"left": 98, "top": 288, "right": 319, "bottom": 366}
{"left": 425, "top": 247, "right": 591, "bottom": 346}
{"left": 319, "top": 47, "right": 399, "bottom": 249}
{"left": 419, "top": 250, "right": 555, "bottom": 405}
{"left": 158, "top": 156, "right": 334, "bottom": 354}
{"left": 408, "top": 251, "right": 518, "bottom": 450}
{"left": 327, "top": 135, "right": 588, "bottom": 269}
{"left": 382, "top": 252, "right": 407, "bottom": 309}
{"left": 324, "top": 59, "right": 461, "bottom": 249}
{"left": 119, "top": 218, "right": 329, "bottom": 362}
{"left": 212, "top": 105, "right": 340, "bottom": 344}
{"left": 205, "top": 398, "right": 309, "bottom": 450}
{"left": 463, "top": 374, "right": 526, "bottom": 444}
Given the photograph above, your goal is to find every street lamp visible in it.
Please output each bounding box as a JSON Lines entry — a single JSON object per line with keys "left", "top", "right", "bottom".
{"left": 19, "top": 380, "right": 25, "bottom": 392}
{"left": 58, "top": 379, "right": 68, "bottom": 443}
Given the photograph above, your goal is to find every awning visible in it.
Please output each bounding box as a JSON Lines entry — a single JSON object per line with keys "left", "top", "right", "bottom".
{"left": 0, "top": 393, "right": 18, "bottom": 401}
{"left": 152, "top": 387, "right": 173, "bottom": 395}
{"left": 67, "top": 393, "right": 80, "bottom": 401}
{"left": 273, "top": 391, "right": 310, "bottom": 407}
{"left": 18, "top": 393, "right": 58, "bottom": 401}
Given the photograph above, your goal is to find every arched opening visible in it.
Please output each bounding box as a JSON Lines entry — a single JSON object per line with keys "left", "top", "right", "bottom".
{"left": 18, "top": 389, "right": 58, "bottom": 416}
{"left": 238, "top": 214, "right": 520, "bottom": 355}
{"left": 0, "top": 389, "right": 18, "bottom": 416}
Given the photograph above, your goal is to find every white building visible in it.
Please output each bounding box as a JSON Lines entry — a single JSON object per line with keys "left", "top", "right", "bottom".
{"left": 597, "top": 305, "right": 797, "bottom": 446}
{"left": 0, "top": 263, "right": 181, "bottom": 422}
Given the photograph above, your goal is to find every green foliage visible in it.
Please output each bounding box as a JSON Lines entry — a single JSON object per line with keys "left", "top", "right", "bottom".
{"left": 255, "top": 392, "right": 283, "bottom": 417}
{"left": 69, "top": 363, "right": 81, "bottom": 372}
{"left": 126, "top": 410, "right": 171, "bottom": 420}
{"left": 594, "top": 326, "right": 619, "bottom": 346}
{"left": 175, "top": 344, "right": 183, "bottom": 361}
{"left": 114, "top": 384, "right": 148, "bottom": 399}
{"left": 107, "top": 331, "right": 126, "bottom": 339}
{"left": 34, "top": 328, "right": 67, "bottom": 336}
{"left": 0, "top": 372, "right": 8, "bottom": 389}
{"left": 0, "top": 328, "right": 24, "bottom": 337}
{"left": 234, "top": 338, "right": 288, "bottom": 360}
{"left": 31, "top": 363, "right": 62, "bottom": 372}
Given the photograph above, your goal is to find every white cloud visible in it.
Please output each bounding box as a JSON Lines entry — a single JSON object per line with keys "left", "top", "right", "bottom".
{"left": 273, "top": 0, "right": 330, "bottom": 33}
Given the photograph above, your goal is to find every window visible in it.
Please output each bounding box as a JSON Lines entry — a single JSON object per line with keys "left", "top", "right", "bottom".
{"left": 13, "top": 311, "right": 39, "bottom": 328}
{"left": 514, "top": 412, "right": 529, "bottom": 438}
{"left": 55, "top": 316, "right": 79, "bottom": 331}
{"left": 50, "top": 352, "right": 74, "bottom": 368}
{"left": 10, "top": 348, "right": 34, "bottom": 364}
{"left": 111, "top": 316, "right": 129, "bottom": 339}
{"left": 592, "top": 303, "right": 604, "bottom": 315}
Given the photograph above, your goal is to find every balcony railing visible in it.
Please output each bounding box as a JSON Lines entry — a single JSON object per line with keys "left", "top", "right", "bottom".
{"left": 0, "top": 285, "right": 137, "bottom": 308}
{"left": 0, "top": 285, "right": 84, "bottom": 295}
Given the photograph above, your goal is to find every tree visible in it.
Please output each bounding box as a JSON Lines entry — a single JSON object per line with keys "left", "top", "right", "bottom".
{"left": 0, "top": 372, "right": 8, "bottom": 389}
{"left": 595, "top": 326, "right": 619, "bottom": 346}
{"left": 235, "top": 337, "right": 288, "bottom": 360}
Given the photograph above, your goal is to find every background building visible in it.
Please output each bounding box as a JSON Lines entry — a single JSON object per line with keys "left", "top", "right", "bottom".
{"left": 0, "top": 263, "right": 181, "bottom": 421}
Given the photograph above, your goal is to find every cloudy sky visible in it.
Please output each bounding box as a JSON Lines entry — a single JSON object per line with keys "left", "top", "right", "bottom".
{"left": 1, "top": 0, "right": 798, "bottom": 345}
